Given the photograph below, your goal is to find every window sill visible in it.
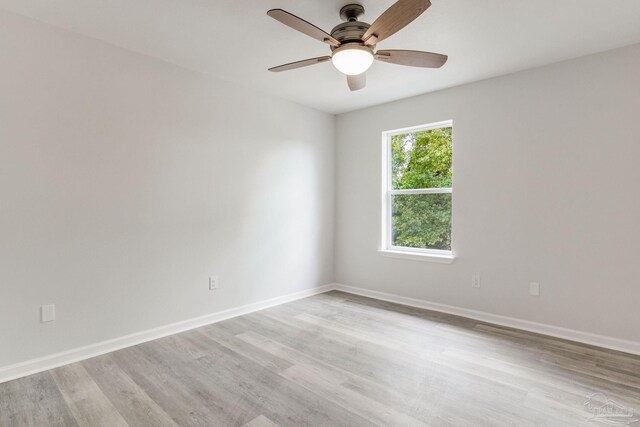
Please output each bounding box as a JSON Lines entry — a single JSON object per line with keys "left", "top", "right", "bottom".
{"left": 378, "top": 249, "right": 456, "bottom": 264}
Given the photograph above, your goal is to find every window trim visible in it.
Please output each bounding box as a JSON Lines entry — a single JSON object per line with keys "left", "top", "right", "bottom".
{"left": 381, "top": 120, "right": 455, "bottom": 263}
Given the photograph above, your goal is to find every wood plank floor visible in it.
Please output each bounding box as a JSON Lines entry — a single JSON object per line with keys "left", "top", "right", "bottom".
{"left": 1, "top": 291, "right": 639, "bottom": 426}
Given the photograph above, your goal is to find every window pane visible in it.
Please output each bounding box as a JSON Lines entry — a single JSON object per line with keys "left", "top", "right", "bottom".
{"left": 392, "top": 193, "right": 452, "bottom": 250}
{"left": 391, "top": 127, "right": 452, "bottom": 190}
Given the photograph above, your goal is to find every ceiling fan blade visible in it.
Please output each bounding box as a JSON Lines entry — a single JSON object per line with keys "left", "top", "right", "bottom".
{"left": 363, "top": 0, "right": 431, "bottom": 45}
{"left": 268, "top": 56, "right": 331, "bottom": 72}
{"left": 375, "top": 50, "right": 448, "bottom": 68}
{"left": 347, "top": 73, "right": 366, "bottom": 91}
{"left": 267, "top": 9, "right": 340, "bottom": 47}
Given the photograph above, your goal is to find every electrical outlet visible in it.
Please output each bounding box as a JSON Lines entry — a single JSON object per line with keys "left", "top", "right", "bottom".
{"left": 209, "top": 276, "right": 219, "bottom": 290}
{"left": 530, "top": 282, "right": 540, "bottom": 296}
{"left": 471, "top": 275, "right": 481, "bottom": 288}
{"left": 41, "top": 304, "right": 55, "bottom": 323}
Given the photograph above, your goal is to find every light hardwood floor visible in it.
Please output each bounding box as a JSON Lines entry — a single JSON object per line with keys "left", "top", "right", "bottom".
{"left": 1, "top": 291, "right": 639, "bottom": 426}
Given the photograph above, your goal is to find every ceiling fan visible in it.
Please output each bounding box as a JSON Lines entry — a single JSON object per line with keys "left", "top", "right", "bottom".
{"left": 267, "top": 0, "right": 448, "bottom": 91}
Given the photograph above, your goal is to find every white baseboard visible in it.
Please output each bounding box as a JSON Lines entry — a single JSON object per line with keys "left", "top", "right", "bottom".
{"left": 334, "top": 284, "right": 640, "bottom": 356}
{"left": 4, "top": 282, "right": 638, "bottom": 384}
{"left": 0, "top": 284, "right": 335, "bottom": 384}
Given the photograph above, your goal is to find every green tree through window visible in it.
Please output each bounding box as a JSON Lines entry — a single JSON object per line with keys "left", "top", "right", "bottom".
{"left": 389, "top": 126, "right": 452, "bottom": 251}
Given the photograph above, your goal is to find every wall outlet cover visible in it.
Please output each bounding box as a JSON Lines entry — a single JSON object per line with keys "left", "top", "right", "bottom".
{"left": 41, "top": 304, "right": 55, "bottom": 323}
{"left": 530, "top": 282, "right": 540, "bottom": 296}
{"left": 472, "top": 275, "right": 481, "bottom": 288}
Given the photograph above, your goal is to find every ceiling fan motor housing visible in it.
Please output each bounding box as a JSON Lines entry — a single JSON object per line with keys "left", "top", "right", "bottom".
{"left": 330, "top": 21, "right": 373, "bottom": 50}
{"left": 331, "top": 4, "right": 373, "bottom": 50}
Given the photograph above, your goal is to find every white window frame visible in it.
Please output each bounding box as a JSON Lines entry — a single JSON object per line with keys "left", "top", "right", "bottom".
{"left": 380, "top": 120, "right": 455, "bottom": 264}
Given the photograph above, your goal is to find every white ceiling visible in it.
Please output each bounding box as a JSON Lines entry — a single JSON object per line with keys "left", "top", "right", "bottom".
{"left": 2, "top": 0, "right": 640, "bottom": 114}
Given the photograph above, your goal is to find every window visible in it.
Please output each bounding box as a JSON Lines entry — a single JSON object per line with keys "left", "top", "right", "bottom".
{"left": 381, "top": 121, "right": 454, "bottom": 262}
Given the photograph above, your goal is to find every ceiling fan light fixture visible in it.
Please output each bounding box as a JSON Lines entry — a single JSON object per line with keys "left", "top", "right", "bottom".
{"left": 331, "top": 45, "right": 374, "bottom": 76}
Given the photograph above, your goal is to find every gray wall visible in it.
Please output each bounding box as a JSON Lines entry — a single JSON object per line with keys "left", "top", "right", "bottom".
{"left": 0, "top": 11, "right": 335, "bottom": 367}
{"left": 3, "top": 7, "right": 639, "bottom": 370}
{"left": 335, "top": 43, "right": 640, "bottom": 343}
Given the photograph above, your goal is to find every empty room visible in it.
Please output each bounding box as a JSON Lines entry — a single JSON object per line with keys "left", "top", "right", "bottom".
{"left": 1, "top": 0, "right": 640, "bottom": 426}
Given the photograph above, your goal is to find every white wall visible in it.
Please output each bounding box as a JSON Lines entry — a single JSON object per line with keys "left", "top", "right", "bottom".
{"left": 336, "top": 43, "right": 640, "bottom": 343}
{"left": 0, "top": 11, "right": 335, "bottom": 368}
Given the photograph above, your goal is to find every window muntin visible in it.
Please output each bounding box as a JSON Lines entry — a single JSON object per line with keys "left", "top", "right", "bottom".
{"left": 383, "top": 121, "right": 453, "bottom": 255}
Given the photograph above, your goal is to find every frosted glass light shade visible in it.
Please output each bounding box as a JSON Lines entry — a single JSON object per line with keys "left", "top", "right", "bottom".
{"left": 332, "top": 45, "right": 374, "bottom": 76}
